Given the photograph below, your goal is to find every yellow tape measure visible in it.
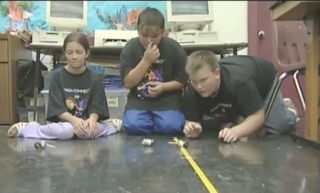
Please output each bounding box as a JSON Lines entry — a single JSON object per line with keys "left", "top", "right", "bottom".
{"left": 173, "top": 137, "right": 218, "bottom": 193}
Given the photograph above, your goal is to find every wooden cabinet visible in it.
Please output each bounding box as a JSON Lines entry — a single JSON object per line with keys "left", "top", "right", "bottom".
{"left": 0, "top": 34, "right": 32, "bottom": 125}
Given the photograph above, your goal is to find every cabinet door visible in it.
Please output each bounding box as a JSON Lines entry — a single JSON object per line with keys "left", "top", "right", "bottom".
{"left": 0, "top": 40, "right": 8, "bottom": 62}
{"left": 0, "top": 63, "right": 10, "bottom": 124}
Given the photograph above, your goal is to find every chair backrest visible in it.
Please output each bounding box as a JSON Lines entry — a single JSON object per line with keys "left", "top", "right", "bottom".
{"left": 273, "top": 21, "right": 307, "bottom": 72}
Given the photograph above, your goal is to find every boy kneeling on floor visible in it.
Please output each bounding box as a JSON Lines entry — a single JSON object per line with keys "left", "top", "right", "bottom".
{"left": 120, "top": 8, "right": 188, "bottom": 135}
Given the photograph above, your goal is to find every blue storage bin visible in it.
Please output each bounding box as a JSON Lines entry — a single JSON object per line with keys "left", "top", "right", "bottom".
{"left": 103, "top": 75, "right": 123, "bottom": 87}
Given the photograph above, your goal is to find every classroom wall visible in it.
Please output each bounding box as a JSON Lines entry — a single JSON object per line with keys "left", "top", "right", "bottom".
{"left": 0, "top": 1, "right": 248, "bottom": 69}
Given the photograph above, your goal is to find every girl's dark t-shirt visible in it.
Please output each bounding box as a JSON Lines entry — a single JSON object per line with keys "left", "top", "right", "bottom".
{"left": 47, "top": 67, "right": 109, "bottom": 122}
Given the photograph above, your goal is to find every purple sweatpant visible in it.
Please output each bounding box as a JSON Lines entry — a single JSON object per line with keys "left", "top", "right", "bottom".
{"left": 19, "top": 121, "right": 117, "bottom": 140}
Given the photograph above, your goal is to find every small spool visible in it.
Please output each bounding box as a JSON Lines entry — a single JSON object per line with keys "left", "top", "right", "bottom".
{"left": 41, "top": 140, "right": 56, "bottom": 148}
{"left": 34, "top": 142, "right": 43, "bottom": 149}
{"left": 34, "top": 141, "right": 56, "bottom": 149}
{"left": 141, "top": 138, "right": 154, "bottom": 146}
{"left": 177, "top": 140, "right": 189, "bottom": 148}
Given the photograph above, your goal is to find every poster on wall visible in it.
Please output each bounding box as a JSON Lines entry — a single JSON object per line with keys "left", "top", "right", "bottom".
{"left": 91, "top": 1, "right": 166, "bottom": 31}
{"left": 0, "top": 1, "right": 166, "bottom": 33}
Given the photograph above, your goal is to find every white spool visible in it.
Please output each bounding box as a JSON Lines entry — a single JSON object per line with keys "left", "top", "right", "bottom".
{"left": 141, "top": 138, "right": 154, "bottom": 146}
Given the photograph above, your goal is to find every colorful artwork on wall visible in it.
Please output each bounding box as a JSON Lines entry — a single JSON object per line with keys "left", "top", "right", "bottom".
{"left": 94, "top": 5, "right": 143, "bottom": 30}
{"left": 0, "top": 1, "right": 166, "bottom": 33}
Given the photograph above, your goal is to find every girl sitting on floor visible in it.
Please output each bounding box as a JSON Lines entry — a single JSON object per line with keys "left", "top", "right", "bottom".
{"left": 8, "top": 32, "right": 122, "bottom": 140}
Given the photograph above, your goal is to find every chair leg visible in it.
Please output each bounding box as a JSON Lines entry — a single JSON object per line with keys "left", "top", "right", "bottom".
{"left": 317, "top": 91, "right": 320, "bottom": 125}
{"left": 293, "top": 70, "right": 320, "bottom": 125}
{"left": 293, "top": 70, "right": 306, "bottom": 111}
{"left": 265, "top": 72, "right": 288, "bottom": 119}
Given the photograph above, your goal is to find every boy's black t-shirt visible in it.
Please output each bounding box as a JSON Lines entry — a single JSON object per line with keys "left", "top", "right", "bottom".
{"left": 183, "top": 55, "right": 277, "bottom": 123}
{"left": 119, "top": 37, "right": 188, "bottom": 111}
{"left": 47, "top": 67, "right": 110, "bottom": 122}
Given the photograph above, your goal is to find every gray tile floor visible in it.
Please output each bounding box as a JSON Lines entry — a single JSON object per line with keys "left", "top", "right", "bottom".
{"left": 0, "top": 128, "right": 319, "bottom": 193}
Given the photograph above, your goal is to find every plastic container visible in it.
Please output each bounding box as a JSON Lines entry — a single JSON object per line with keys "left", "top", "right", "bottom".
{"left": 16, "top": 107, "right": 46, "bottom": 124}
{"left": 23, "top": 95, "right": 45, "bottom": 107}
{"left": 41, "top": 88, "right": 129, "bottom": 119}
{"left": 105, "top": 88, "right": 129, "bottom": 119}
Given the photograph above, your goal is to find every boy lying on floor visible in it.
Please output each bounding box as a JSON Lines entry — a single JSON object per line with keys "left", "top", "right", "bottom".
{"left": 182, "top": 51, "right": 298, "bottom": 143}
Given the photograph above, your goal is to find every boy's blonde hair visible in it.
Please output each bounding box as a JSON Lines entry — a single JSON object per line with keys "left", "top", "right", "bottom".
{"left": 186, "top": 50, "right": 220, "bottom": 74}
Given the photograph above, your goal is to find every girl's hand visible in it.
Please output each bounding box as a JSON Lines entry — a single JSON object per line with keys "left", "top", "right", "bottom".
{"left": 87, "top": 118, "right": 97, "bottom": 139}
{"left": 71, "top": 118, "right": 86, "bottom": 136}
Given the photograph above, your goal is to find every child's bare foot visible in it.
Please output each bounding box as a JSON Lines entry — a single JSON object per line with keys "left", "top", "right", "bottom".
{"left": 7, "top": 122, "right": 35, "bottom": 137}
{"left": 107, "top": 119, "right": 123, "bottom": 132}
